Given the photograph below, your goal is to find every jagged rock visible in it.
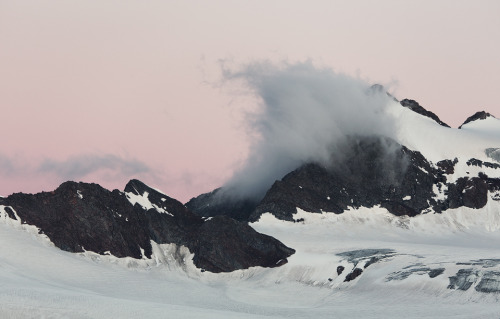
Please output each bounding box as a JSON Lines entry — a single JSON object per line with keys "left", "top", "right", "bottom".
{"left": 192, "top": 216, "right": 294, "bottom": 272}
{"left": 400, "top": 99, "right": 450, "bottom": 127}
{"left": 337, "top": 265, "right": 345, "bottom": 275}
{"left": 387, "top": 267, "right": 445, "bottom": 281}
{"left": 0, "top": 180, "right": 294, "bottom": 273}
{"left": 185, "top": 188, "right": 258, "bottom": 222}
{"left": 448, "top": 269, "right": 477, "bottom": 291}
{"left": 459, "top": 111, "right": 495, "bottom": 129}
{"left": 344, "top": 268, "right": 363, "bottom": 282}
{"left": 188, "top": 136, "right": 500, "bottom": 222}
{"left": 436, "top": 158, "right": 458, "bottom": 174}
{"left": 249, "top": 137, "right": 446, "bottom": 221}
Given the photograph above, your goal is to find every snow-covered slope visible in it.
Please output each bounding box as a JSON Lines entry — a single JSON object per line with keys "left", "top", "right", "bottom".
{"left": 1, "top": 96, "right": 500, "bottom": 317}
{"left": 2, "top": 203, "right": 500, "bottom": 318}
{"left": 389, "top": 102, "right": 500, "bottom": 164}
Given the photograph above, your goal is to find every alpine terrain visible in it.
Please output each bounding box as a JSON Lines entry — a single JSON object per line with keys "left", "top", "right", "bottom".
{"left": 1, "top": 89, "right": 500, "bottom": 318}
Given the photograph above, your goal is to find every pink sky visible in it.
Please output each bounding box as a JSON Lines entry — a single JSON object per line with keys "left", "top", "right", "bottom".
{"left": 1, "top": 0, "right": 499, "bottom": 201}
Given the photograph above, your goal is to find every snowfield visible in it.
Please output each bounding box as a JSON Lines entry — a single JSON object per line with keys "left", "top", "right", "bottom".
{"left": 1, "top": 101, "right": 499, "bottom": 318}
{"left": 2, "top": 202, "right": 500, "bottom": 318}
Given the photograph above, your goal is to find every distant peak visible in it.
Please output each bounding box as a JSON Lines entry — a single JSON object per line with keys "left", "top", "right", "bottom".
{"left": 459, "top": 111, "right": 496, "bottom": 129}
{"left": 400, "top": 99, "right": 451, "bottom": 128}
{"left": 124, "top": 179, "right": 166, "bottom": 197}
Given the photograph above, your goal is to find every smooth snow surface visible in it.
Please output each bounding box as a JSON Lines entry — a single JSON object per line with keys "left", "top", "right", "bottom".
{"left": 1, "top": 105, "right": 500, "bottom": 318}
{"left": 390, "top": 102, "right": 500, "bottom": 163}
{"left": 2, "top": 202, "right": 500, "bottom": 318}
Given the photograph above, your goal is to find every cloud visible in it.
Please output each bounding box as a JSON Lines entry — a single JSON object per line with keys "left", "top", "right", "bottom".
{"left": 219, "top": 60, "right": 398, "bottom": 200}
{"left": 37, "top": 154, "right": 151, "bottom": 181}
{"left": 0, "top": 153, "right": 21, "bottom": 177}
{"left": 0, "top": 152, "right": 151, "bottom": 181}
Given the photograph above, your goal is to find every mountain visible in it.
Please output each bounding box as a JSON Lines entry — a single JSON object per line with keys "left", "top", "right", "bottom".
{"left": 188, "top": 100, "right": 500, "bottom": 223}
{"left": 0, "top": 179, "right": 294, "bottom": 273}
{"left": 459, "top": 111, "right": 496, "bottom": 129}
{"left": 183, "top": 98, "right": 500, "bottom": 300}
{"left": 1, "top": 96, "right": 500, "bottom": 317}
{"left": 400, "top": 98, "right": 451, "bottom": 127}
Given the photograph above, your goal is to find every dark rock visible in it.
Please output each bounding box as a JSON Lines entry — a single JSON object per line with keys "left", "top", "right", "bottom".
{"left": 475, "top": 271, "right": 500, "bottom": 293}
{"left": 386, "top": 267, "right": 445, "bottom": 281}
{"left": 185, "top": 188, "right": 258, "bottom": 222}
{"left": 436, "top": 158, "right": 458, "bottom": 175}
{"left": 428, "top": 268, "right": 445, "bottom": 278}
{"left": 1, "top": 180, "right": 294, "bottom": 273}
{"left": 459, "top": 111, "right": 496, "bottom": 129}
{"left": 400, "top": 99, "right": 450, "bottom": 127}
{"left": 448, "top": 269, "right": 477, "bottom": 291}
{"left": 337, "top": 265, "right": 345, "bottom": 275}
{"left": 188, "top": 136, "right": 500, "bottom": 224}
{"left": 191, "top": 215, "right": 294, "bottom": 272}
{"left": 249, "top": 137, "right": 446, "bottom": 221}
{"left": 337, "top": 249, "right": 395, "bottom": 264}
{"left": 467, "top": 158, "right": 500, "bottom": 170}
{"left": 447, "top": 177, "right": 489, "bottom": 209}
{"left": 364, "top": 256, "right": 381, "bottom": 269}
{"left": 344, "top": 268, "right": 363, "bottom": 282}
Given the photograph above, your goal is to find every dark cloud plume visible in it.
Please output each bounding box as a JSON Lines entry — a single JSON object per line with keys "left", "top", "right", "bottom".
{"left": 220, "top": 60, "right": 398, "bottom": 200}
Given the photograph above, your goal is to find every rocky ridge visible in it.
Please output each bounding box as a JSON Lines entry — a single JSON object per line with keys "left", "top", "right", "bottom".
{"left": 0, "top": 179, "right": 294, "bottom": 273}
{"left": 187, "top": 100, "right": 500, "bottom": 223}
{"left": 459, "top": 111, "right": 496, "bottom": 129}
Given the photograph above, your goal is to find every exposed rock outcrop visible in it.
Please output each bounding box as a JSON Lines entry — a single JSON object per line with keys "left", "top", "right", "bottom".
{"left": 400, "top": 99, "right": 450, "bottom": 127}
{"left": 0, "top": 180, "right": 294, "bottom": 273}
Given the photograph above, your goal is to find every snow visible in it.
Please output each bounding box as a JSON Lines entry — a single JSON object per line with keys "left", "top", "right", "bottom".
{"left": 0, "top": 103, "right": 499, "bottom": 317}
{"left": 125, "top": 191, "right": 173, "bottom": 216}
{"left": 388, "top": 101, "right": 500, "bottom": 164}
{"left": 2, "top": 200, "right": 500, "bottom": 318}
{"left": 460, "top": 116, "right": 500, "bottom": 136}
{"left": 77, "top": 190, "right": 83, "bottom": 199}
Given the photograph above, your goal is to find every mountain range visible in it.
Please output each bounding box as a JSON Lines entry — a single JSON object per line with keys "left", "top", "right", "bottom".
{"left": 1, "top": 93, "right": 499, "bottom": 318}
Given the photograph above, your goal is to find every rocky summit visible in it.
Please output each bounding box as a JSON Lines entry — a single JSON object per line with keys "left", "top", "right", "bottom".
{"left": 187, "top": 137, "right": 500, "bottom": 222}
{"left": 0, "top": 179, "right": 294, "bottom": 273}
{"left": 187, "top": 100, "right": 500, "bottom": 224}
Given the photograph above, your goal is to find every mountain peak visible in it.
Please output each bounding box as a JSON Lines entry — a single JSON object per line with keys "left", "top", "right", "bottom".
{"left": 124, "top": 179, "right": 159, "bottom": 195}
{"left": 459, "top": 111, "right": 496, "bottom": 129}
{"left": 400, "top": 99, "right": 451, "bottom": 128}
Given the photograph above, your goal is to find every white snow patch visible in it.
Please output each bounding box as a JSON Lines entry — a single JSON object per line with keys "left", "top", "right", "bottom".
{"left": 125, "top": 191, "right": 173, "bottom": 216}
{"left": 0, "top": 205, "right": 53, "bottom": 246}
{"left": 402, "top": 196, "right": 411, "bottom": 201}
{"left": 387, "top": 101, "right": 500, "bottom": 163}
{"left": 433, "top": 183, "right": 447, "bottom": 201}
{"left": 77, "top": 190, "right": 83, "bottom": 199}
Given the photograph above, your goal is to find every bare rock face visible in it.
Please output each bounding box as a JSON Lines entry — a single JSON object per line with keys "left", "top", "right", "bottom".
{"left": 0, "top": 180, "right": 294, "bottom": 273}
{"left": 188, "top": 136, "right": 500, "bottom": 223}
{"left": 185, "top": 188, "right": 258, "bottom": 222}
